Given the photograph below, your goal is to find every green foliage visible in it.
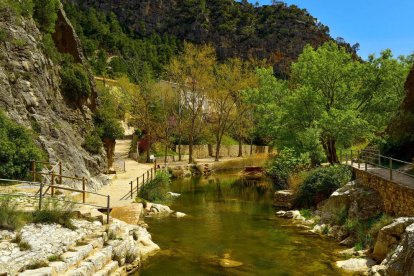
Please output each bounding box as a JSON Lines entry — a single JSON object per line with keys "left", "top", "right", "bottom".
{"left": 32, "top": 0, "right": 59, "bottom": 33}
{"left": 299, "top": 209, "right": 313, "bottom": 220}
{"left": 330, "top": 205, "right": 348, "bottom": 225}
{"left": 0, "top": 197, "right": 27, "bottom": 230}
{"left": 0, "top": 110, "right": 45, "bottom": 179}
{"left": 295, "top": 165, "right": 352, "bottom": 207}
{"left": 32, "top": 199, "right": 75, "bottom": 230}
{"left": 82, "top": 131, "right": 103, "bottom": 154}
{"left": 60, "top": 63, "right": 92, "bottom": 106}
{"left": 19, "top": 241, "right": 32, "bottom": 251}
{"left": 94, "top": 86, "right": 124, "bottom": 141}
{"left": 266, "top": 148, "right": 310, "bottom": 186}
{"left": 0, "top": 0, "right": 34, "bottom": 17}
{"left": 138, "top": 171, "right": 172, "bottom": 204}
{"left": 41, "top": 33, "right": 61, "bottom": 63}
{"left": 63, "top": 4, "right": 181, "bottom": 81}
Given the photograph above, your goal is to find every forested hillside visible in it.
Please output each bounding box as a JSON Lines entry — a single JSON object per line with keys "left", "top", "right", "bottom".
{"left": 63, "top": 0, "right": 348, "bottom": 79}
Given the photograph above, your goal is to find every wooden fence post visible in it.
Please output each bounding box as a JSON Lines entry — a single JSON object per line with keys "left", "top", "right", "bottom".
{"left": 142, "top": 173, "right": 145, "bottom": 186}
{"left": 130, "top": 181, "right": 133, "bottom": 199}
{"left": 59, "top": 161, "right": 62, "bottom": 184}
{"left": 147, "top": 170, "right": 150, "bottom": 181}
{"left": 107, "top": 195, "right": 110, "bottom": 224}
{"left": 151, "top": 168, "right": 153, "bottom": 180}
{"left": 51, "top": 173, "right": 55, "bottom": 197}
{"left": 389, "top": 159, "right": 393, "bottom": 181}
{"left": 358, "top": 150, "right": 361, "bottom": 169}
{"left": 32, "top": 160, "right": 36, "bottom": 182}
{"left": 137, "top": 177, "right": 139, "bottom": 195}
{"left": 39, "top": 182, "right": 43, "bottom": 210}
{"left": 82, "top": 177, "right": 86, "bottom": 203}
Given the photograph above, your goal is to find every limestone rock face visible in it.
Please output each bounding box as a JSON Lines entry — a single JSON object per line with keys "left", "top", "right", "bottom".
{"left": 319, "top": 181, "right": 384, "bottom": 222}
{"left": 373, "top": 217, "right": 414, "bottom": 262}
{"left": 273, "top": 190, "right": 295, "bottom": 209}
{"left": 0, "top": 7, "right": 106, "bottom": 190}
{"left": 380, "top": 223, "right": 414, "bottom": 275}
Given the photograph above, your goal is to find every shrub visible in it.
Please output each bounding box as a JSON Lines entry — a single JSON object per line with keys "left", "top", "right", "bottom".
{"left": 83, "top": 131, "right": 103, "bottom": 154}
{"left": 41, "top": 33, "right": 61, "bottom": 62}
{"left": 60, "top": 63, "right": 91, "bottom": 106}
{"left": 0, "top": 110, "right": 45, "bottom": 179}
{"left": 32, "top": 199, "right": 75, "bottom": 229}
{"left": 295, "top": 165, "right": 352, "bottom": 207}
{"left": 138, "top": 171, "right": 172, "bottom": 204}
{"left": 19, "top": 241, "right": 32, "bottom": 251}
{"left": 266, "top": 148, "right": 310, "bottom": 186}
{"left": 0, "top": 197, "right": 28, "bottom": 230}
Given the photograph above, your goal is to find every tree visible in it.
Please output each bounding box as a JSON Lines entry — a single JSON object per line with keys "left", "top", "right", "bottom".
{"left": 166, "top": 43, "right": 216, "bottom": 163}
{"left": 209, "top": 58, "right": 257, "bottom": 161}
{"left": 285, "top": 42, "right": 409, "bottom": 163}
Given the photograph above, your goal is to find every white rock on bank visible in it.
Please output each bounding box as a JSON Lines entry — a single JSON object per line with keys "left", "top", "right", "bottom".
{"left": 336, "top": 258, "right": 376, "bottom": 273}
{"left": 172, "top": 212, "right": 186, "bottom": 218}
{"left": 167, "top": 192, "right": 181, "bottom": 197}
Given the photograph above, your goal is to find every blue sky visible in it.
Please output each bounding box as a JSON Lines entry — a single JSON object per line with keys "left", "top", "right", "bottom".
{"left": 249, "top": 0, "right": 414, "bottom": 60}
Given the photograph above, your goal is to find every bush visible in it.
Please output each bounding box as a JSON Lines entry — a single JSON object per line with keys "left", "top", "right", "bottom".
{"left": 32, "top": 199, "right": 75, "bottom": 229}
{"left": 60, "top": 63, "right": 91, "bottom": 106}
{"left": 0, "top": 197, "right": 28, "bottom": 230}
{"left": 83, "top": 131, "right": 103, "bottom": 154}
{"left": 0, "top": 110, "right": 45, "bottom": 179}
{"left": 295, "top": 165, "right": 352, "bottom": 207}
{"left": 138, "top": 171, "right": 172, "bottom": 204}
{"left": 266, "top": 148, "right": 310, "bottom": 186}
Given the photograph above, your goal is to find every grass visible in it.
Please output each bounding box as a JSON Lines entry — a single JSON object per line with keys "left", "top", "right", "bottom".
{"left": 48, "top": 255, "right": 62, "bottom": 262}
{"left": 0, "top": 197, "right": 28, "bottom": 230}
{"left": 26, "top": 260, "right": 49, "bottom": 270}
{"left": 19, "top": 241, "right": 32, "bottom": 251}
{"left": 32, "top": 199, "right": 76, "bottom": 230}
{"left": 138, "top": 171, "right": 172, "bottom": 204}
{"left": 300, "top": 209, "right": 313, "bottom": 219}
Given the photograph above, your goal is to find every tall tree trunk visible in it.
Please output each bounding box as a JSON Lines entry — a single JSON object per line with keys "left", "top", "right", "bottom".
{"left": 178, "top": 137, "right": 182, "bottom": 161}
{"left": 238, "top": 138, "right": 243, "bottom": 157}
{"left": 215, "top": 135, "right": 222, "bottom": 162}
{"left": 188, "top": 134, "right": 194, "bottom": 164}
{"left": 164, "top": 143, "right": 168, "bottom": 165}
{"left": 103, "top": 138, "right": 116, "bottom": 168}
{"left": 322, "top": 136, "right": 339, "bottom": 164}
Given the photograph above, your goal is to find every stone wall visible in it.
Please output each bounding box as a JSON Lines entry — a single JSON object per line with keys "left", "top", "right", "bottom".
{"left": 176, "top": 145, "right": 272, "bottom": 159}
{"left": 353, "top": 168, "right": 414, "bottom": 216}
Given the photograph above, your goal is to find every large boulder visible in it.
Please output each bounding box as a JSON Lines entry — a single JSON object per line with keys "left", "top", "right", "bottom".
{"left": 319, "top": 181, "right": 384, "bottom": 222}
{"left": 380, "top": 223, "right": 414, "bottom": 275}
{"left": 336, "top": 258, "right": 376, "bottom": 273}
{"left": 373, "top": 217, "right": 414, "bottom": 262}
{"left": 273, "top": 190, "right": 295, "bottom": 209}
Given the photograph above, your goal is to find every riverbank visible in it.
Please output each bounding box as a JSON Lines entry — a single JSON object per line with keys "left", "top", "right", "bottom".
{"left": 274, "top": 180, "right": 414, "bottom": 275}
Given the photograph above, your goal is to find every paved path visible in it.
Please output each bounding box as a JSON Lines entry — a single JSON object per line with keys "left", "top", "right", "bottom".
{"left": 87, "top": 139, "right": 153, "bottom": 207}
{"left": 349, "top": 162, "right": 414, "bottom": 189}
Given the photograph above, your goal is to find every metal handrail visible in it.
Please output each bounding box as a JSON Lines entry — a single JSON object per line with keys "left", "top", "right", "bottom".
{"left": 120, "top": 166, "right": 158, "bottom": 200}
{"left": 340, "top": 149, "right": 414, "bottom": 181}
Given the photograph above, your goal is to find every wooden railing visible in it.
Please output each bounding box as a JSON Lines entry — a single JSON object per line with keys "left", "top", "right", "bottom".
{"left": 0, "top": 178, "right": 111, "bottom": 224}
{"left": 121, "top": 166, "right": 159, "bottom": 200}
{"left": 340, "top": 149, "right": 414, "bottom": 182}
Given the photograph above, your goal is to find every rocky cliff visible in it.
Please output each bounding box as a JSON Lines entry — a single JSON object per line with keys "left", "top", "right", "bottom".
{"left": 0, "top": 5, "right": 107, "bottom": 190}
{"left": 64, "top": 0, "right": 336, "bottom": 78}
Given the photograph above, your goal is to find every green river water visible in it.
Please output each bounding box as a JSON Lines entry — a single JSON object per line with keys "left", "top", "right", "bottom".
{"left": 139, "top": 173, "right": 347, "bottom": 276}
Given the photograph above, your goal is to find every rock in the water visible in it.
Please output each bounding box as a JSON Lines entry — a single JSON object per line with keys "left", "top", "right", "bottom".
{"left": 219, "top": 259, "right": 243, "bottom": 268}
{"left": 167, "top": 192, "right": 181, "bottom": 197}
{"left": 172, "top": 212, "right": 186, "bottom": 218}
{"left": 273, "top": 190, "right": 295, "bottom": 209}
{"left": 336, "top": 258, "right": 376, "bottom": 273}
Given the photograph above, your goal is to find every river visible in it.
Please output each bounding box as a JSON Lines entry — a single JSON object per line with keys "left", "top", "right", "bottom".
{"left": 139, "top": 173, "right": 346, "bottom": 275}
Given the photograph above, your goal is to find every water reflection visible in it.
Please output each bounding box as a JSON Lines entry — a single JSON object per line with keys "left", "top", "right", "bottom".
{"left": 140, "top": 173, "right": 345, "bottom": 276}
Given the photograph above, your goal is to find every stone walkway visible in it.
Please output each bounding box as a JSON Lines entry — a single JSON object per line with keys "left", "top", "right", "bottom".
{"left": 87, "top": 139, "right": 153, "bottom": 207}
{"left": 349, "top": 162, "right": 414, "bottom": 189}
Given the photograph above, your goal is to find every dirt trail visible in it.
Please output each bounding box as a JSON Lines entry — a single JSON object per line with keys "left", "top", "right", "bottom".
{"left": 87, "top": 139, "right": 153, "bottom": 207}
